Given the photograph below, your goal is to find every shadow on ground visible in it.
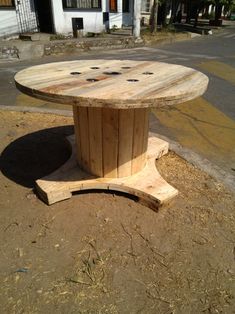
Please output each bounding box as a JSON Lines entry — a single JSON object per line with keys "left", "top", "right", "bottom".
{"left": 0, "top": 125, "right": 74, "bottom": 188}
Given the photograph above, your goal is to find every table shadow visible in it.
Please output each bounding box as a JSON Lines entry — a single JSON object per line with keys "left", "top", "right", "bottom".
{"left": 0, "top": 126, "right": 74, "bottom": 188}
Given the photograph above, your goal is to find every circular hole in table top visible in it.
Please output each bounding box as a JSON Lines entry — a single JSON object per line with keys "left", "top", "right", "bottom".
{"left": 103, "top": 71, "right": 122, "bottom": 75}
{"left": 70, "top": 72, "right": 81, "bottom": 75}
{"left": 142, "top": 72, "right": 154, "bottom": 75}
{"left": 127, "top": 79, "right": 139, "bottom": 82}
{"left": 86, "top": 78, "right": 99, "bottom": 82}
{"left": 90, "top": 67, "right": 100, "bottom": 69}
{"left": 121, "top": 66, "right": 131, "bottom": 69}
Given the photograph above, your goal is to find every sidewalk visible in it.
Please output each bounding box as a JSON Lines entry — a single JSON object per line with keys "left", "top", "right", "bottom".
{"left": 0, "top": 109, "right": 234, "bottom": 313}
{"left": 0, "top": 31, "right": 191, "bottom": 61}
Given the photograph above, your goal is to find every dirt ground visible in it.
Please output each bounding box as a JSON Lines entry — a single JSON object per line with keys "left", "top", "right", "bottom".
{"left": 0, "top": 110, "right": 234, "bottom": 314}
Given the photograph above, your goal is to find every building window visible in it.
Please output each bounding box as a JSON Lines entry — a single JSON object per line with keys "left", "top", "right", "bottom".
{"left": 63, "top": 0, "right": 101, "bottom": 10}
{"left": 123, "top": 0, "right": 129, "bottom": 13}
{"left": 141, "top": 0, "right": 151, "bottom": 13}
{"left": 109, "top": 0, "right": 117, "bottom": 12}
{"left": 0, "top": 0, "right": 15, "bottom": 7}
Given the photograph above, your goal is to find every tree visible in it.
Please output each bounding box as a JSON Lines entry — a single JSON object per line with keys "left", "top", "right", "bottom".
{"left": 184, "top": 0, "right": 213, "bottom": 26}
{"left": 158, "top": 0, "right": 171, "bottom": 26}
{"left": 169, "top": 0, "right": 181, "bottom": 23}
{"left": 214, "top": 0, "right": 223, "bottom": 20}
{"left": 223, "top": 0, "right": 235, "bottom": 17}
{"left": 150, "top": 0, "right": 159, "bottom": 32}
{"left": 150, "top": 0, "right": 172, "bottom": 29}
{"left": 212, "top": 0, "right": 235, "bottom": 22}
{"left": 133, "top": 0, "right": 142, "bottom": 38}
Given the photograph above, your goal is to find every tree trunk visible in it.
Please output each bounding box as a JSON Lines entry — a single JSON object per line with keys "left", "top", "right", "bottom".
{"left": 185, "top": 0, "right": 192, "bottom": 24}
{"left": 215, "top": 1, "right": 223, "bottom": 21}
{"left": 170, "top": 0, "right": 180, "bottom": 24}
{"left": 133, "top": 0, "right": 141, "bottom": 38}
{"left": 159, "top": 1, "right": 169, "bottom": 27}
{"left": 153, "top": 0, "right": 159, "bottom": 33}
{"left": 194, "top": 9, "right": 199, "bottom": 27}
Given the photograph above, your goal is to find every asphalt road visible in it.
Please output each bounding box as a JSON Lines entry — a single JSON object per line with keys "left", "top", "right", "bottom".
{"left": 0, "top": 25, "right": 235, "bottom": 179}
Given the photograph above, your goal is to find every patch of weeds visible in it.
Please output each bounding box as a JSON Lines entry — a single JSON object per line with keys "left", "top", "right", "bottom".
{"left": 50, "top": 33, "right": 72, "bottom": 41}
{"left": 66, "top": 239, "right": 105, "bottom": 288}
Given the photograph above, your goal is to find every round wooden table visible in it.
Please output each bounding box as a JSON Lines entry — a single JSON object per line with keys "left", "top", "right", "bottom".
{"left": 15, "top": 59, "right": 208, "bottom": 209}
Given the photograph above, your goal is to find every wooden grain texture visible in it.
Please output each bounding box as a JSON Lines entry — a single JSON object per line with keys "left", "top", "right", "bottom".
{"left": 78, "top": 107, "right": 90, "bottom": 172}
{"left": 75, "top": 107, "right": 149, "bottom": 178}
{"left": 118, "top": 109, "right": 134, "bottom": 177}
{"left": 102, "top": 108, "right": 119, "bottom": 178}
{"left": 15, "top": 60, "right": 209, "bottom": 109}
{"left": 36, "top": 135, "right": 177, "bottom": 210}
{"left": 88, "top": 107, "right": 103, "bottom": 177}
{"left": 132, "top": 108, "right": 149, "bottom": 174}
{"left": 72, "top": 106, "right": 82, "bottom": 165}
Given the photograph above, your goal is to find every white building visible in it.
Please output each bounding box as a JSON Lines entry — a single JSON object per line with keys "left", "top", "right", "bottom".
{"left": 0, "top": 0, "right": 150, "bottom": 38}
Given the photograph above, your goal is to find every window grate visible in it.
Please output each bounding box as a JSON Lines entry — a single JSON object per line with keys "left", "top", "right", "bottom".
{"left": 63, "top": 0, "right": 101, "bottom": 9}
{"left": 15, "top": 0, "right": 38, "bottom": 33}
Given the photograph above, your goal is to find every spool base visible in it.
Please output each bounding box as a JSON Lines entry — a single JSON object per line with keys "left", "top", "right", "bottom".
{"left": 36, "top": 136, "right": 178, "bottom": 211}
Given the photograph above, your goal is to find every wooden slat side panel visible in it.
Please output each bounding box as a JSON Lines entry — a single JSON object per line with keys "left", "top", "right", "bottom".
{"left": 118, "top": 109, "right": 134, "bottom": 177}
{"left": 131, "top": 108, "right": 148, "bottom": 175}
{"left": 142, "top": 108, "right": 150, "bottom": 160}
{"left": 78, "top": 107, "right": 90, "bottom": 172}
{"left": 72, "top": 105, "right": 82, "bottom": 165}
{"left": 102, "top": 108, "right": 119, "bottom": 178}
{"left": 88, "top": 107, "right": 103, "bottom": 177}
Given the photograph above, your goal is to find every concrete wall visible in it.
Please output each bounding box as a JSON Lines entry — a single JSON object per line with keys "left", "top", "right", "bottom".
{"left": 51, "top": 0, "right": 132, "bottom": 35}
{"left": 51, "top": 0, "right": 107, "bottom": 35}
{"left": 0, "top": 9, "right": 19, "bottom": 38}
{"left": 0, "top": 0, "right": 133, "bottom": 38}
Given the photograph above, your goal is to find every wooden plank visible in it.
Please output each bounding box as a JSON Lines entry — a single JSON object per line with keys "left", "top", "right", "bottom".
{"left": 142, "top": 108, "right": 149, "bottom": 158}
{"left": 78, "top": 107, "right": 90, "bottom": 172}
{"left": 131, "top": 108, "right": 148, "bottom": 174}
{"left": 88, "top": 107, "right": 103, "bottom": 177}
{"left": 118, "top": 109, "right": 134, "bottom": 177}
{"left": 102, "top": 108, "right": 119, "bottom": 178}
{"left": 36, "top": 135, "right": 177, "bottom": 209}
{"left": 72, "top": 105, "right": 82, "bottom": 165}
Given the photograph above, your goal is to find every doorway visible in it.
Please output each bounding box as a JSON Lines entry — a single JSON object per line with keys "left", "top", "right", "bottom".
{"left": 34, "top": 0, "right": 54, "bottom": 33}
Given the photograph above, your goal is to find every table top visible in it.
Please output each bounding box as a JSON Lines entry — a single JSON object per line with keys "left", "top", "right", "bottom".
{"left": 14, "top": 59, "right": 209, "bottom": 109}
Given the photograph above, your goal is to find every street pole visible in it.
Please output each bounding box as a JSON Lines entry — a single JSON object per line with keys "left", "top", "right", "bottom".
{"left": 133, "top": 0, "right": 141, "bottom": 39}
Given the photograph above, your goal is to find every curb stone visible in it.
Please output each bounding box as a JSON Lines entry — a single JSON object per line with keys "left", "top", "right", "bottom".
{"left": 0, "top": 32, "right": 190, "bottom": 61}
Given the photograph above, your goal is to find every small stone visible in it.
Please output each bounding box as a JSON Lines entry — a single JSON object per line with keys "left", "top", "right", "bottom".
{"left": 26, "top": 193, "right": 36, "bottom": 200}
{"left": 104, "top": 217, "right": 111, "bottom": 223}
{"left": 15, "top": 274, "right": 20, "bottom": 282}
{"left": 7, "top": 130, "right": 17, "bottom": 137}
{"left": 17, "top": 248, "right": 23, "bottom": 257}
